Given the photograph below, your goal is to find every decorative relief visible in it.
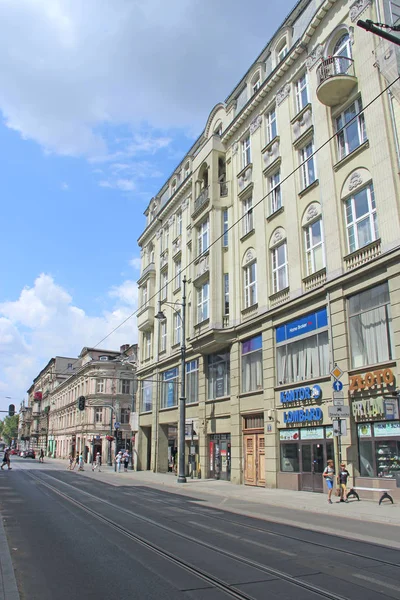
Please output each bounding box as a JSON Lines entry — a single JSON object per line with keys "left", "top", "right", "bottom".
{"left": 196, "top": 256, "right": 209, "bottom": 278}
{"left": 306, "top": 44, "right": 323, "bottom": 70}
{"left": 350, "top": 0, "right": 371, "bottom": 22}
{"left": 276, "top": 84, "right": 290, "bottom": 106}
{"left": 245, "top": 249, "right": 254, "bottom": 264}
{"left": 181, "top": 197, "right": 190, "bottom": 211}
{"left": 238, "top": 166, "right": 252, "bottom": 191}
{"left": 250, "top": 114, "right": 262, "bottom": 135}
{"left": 292, "top": 108, "right": 312, "bottom": 140}
{"left": 156, "top": 229, "right": 163, "bottom": 239}
{"left": 172, "top": 237, "right": 181, "bottom": 254}
{"left": 305, "top": 203, "right": 320, "bottom": 223}
{"left": 271, "top": 227, "right": 286, "bottom": 247}
{"left": 348, "top": 171, "right": 363, "bottom": 191}
{"left": 232, "top": 142, "right": 238, "bottom": 155}
{"left": 168, "top": 215, "right": 175, "bottom": 227}
{"left": 263, "top": 140, "right": 280, "bottom": 169}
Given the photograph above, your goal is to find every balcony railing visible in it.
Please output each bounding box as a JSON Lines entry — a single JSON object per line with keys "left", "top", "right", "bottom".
{"left": 220, "top": 181, "right": 228, "bottom": 197}
{"left": 317, "top": 56, "right": 355, "bottom": 85}
{"left": 344, "top": 240, "right": 381, "bottom": 271}
{"left": 194, "top": 186, "right": 209, "bottom": 213}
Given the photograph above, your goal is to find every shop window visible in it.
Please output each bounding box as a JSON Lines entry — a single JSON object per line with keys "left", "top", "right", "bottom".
{"left": 186, "top": 360, "right": 199, "bottom": 404}
{"left": 208, "top": 351, "right": 230, "bottom": 399}
{"left": 344, "top": 184, "right": 378, "bottom": 253}
{"left": 161, "top": 368, "right": 179, "bottom": 409}
{"left": 141, "top": 380, "right": 153, "bottom": 412}
{"left": 336, "top": 98, "right": 366, "bottom": 160}
{"left": 358, "top": 422, "right": 400, "bottom": 478}
{"left": 241, "top": 334, "right": 263, "bottom": 393}
{"left": 280, "top": 432, "right": 300, "bottom": 472}
{"left": 276, "top": 308, "right": 329, "bottom": 385}
{"left": 348, "top": 283, "right": 393, "bottom": 368}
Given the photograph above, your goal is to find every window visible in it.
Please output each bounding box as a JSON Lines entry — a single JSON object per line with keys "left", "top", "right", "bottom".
{"left": 208, "top": 351, "right": 230, "bottom": 399}
{"left": 295, "top": 73, "right": 309, "bottom": 113}
{"left": 241, "top": 335, "right": 263, "bottom": 393}
{"left": 159, "top": 230, "right": 164, "bottom": 255}
{"left": 276, "top": 308, "right": 329, "bottom": 385}
{"left": 197, "top": 219, "right": 209, "bottom": 255}
{"left": 242, "top": 196, "right": 253, "bottom": 236}
{"left": 143, "top": 331, "right": 152, "bottom": 360}
{"left": 161, "top": 368, "right": 179, "bottom": 408}
{"left": 121, "top": 379, "right": 131, "bottom": 395}
{"left": 241, "top": 135, "right": 251, "bottom": 168}
{"left": 174, "top": 310, "right": 182, "bottom": 345}
{"left": 333, "top": 32, "right": 352, "bottom": 73}
{"left": 345, "top": 184, "right": 378, "bottom": 253}
{"left": 269, "top": 171, "right": 282, "bottom": 213}
{"left": 358, "top": 422, "right": 400, "bottom": 478}
{"left": 265, "top": 108, "right": 277, "bottom": 144}
{"left": 272, "top": 242, "right": 288, "bottom": 293}
{"left": 141, "top": 282, "right": 148, "bottom": 308}
{"left": 121, "top": 408, "right": 130, "bottom": 424}
{"left": 141, "top": 379, "right": 153, "bottom": 412}
{"left": 67, "top": 363, "right": 73, "bottom": 370}
{"left": 176, "top": 211, "right": 182, "bottom": 236}
{"left": 186, "top": 360, "right": 199, "bottom": 404}
{"left": 305, "top": 218, "right": 325, "bottom": 275}
{"left": 277, "top": 41, "right": 288, "bottom": 63}
{"left": 95, "top": 408, "right": 103, "bottom": 423}
{"left": 349, "top": 283, "right": 393, "bottom": 368}
{"left": 197, "top": 282, "right": 209, "bottom": 323}
{"left": 184, "top": 162, "right": 190, "bottom": 179}
{"left": 160, "top": 320, "right": 167, "bottom": 352}
{"left": 222, "top": 209, "right": 229, "bottom": 247}
{"left": 161, "top": 270, "right": 168, "bottom": 300}
{"left": 252, "top": 76, "right": 261, "bottom": 95}
{"left": 299, "top": 141, "right": 316, "bottom": 190}
{"left": 224, "top": 274, "right": 229, "bottom": 315}
{"left": 165, "top": 227, "right": 170, "bottom": 249}
{"left": 96, "top": 378, "right": 105, "bottom": 393}
{"left": 336, "top": 98, "right": 366, "bottom": 160}
{"left": 174, "top": 259, "right": 181, "bottom": 289}
{"left": 244, "top": 262, "right": 257, "bottom": 308}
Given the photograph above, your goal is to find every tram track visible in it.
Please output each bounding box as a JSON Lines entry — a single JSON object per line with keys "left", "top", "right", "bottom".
{"left": 25, "top": 470, "right": 350, "bottom": 600}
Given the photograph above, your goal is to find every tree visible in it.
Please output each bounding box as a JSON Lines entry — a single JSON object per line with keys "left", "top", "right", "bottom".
{"left": 1, "top": 415, "right": 19, "bottom": 445}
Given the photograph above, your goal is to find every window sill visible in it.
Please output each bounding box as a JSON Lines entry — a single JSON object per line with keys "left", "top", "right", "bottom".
{"left": 241, "top": 302, "right": 258, "bottom": 315}
{"left": 261, "top": 135, "right": 280, "bottom": 155}
{"left": 291, "top": 102, "right": 312, "bottom": 125}
{"left": 343, "top": 239, "right": 381, "bottom": 263}
{"left": 269, "top": 286, "right": 289, "bottom": 302}
{"left": 333, "top": 140, "right": 369, "bottom": 172}
{"left": 237, "top": 162, "right": 253, "bottom": 179}
{"left": 299, "top": 179, "right": 319, "bottom": 198}
{"left": 173, "top": 286, "right": 181, "bottom": 295}
{"left": 348, "top": 360, "right": 396, "bottom": 378}
{"left": 159, "top": 349, "right": 167, "bottom": 356}
{"left": 240, "top": 228, "right": 255, "bottom": 242}
{"left": 139, "top": 410, "right": 153, "bottom": 415}
{"left": 160, "top": 406, "right": 178, "bottom": 412}
{"left": 267, "top": 206, "right": 284, "bottom": 222}
{"left": 239, "top": 389, "right": 264, "bottom": 398}
{"left": 206, "top": 396, "right": 230, "bottom": 403}
{"left": 194, "top": 318, "right": 210, "bottom": 329}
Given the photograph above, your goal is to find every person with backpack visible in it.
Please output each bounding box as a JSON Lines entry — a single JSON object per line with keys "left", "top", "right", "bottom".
{"left": 323, "top": 459, "right": 335, "bottom": 504}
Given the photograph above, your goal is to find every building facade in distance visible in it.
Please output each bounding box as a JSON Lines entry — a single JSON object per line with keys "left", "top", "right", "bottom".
{"left": 136, "top": 0, "right": 400, "bottom": 497}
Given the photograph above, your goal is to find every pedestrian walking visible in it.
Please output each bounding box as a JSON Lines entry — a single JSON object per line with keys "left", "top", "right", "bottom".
{"left": 39, "top": 448, "right": 44, "bottom": 463}
{"left": 338, "top": 463, "right": 350, "bottom": 502}
{"left": 123, "top": 450, "right": 130, "bottom": 472}
{"left": 78, "top": 453, "right": 84, "bottom": 471}
{"left": 92, "top": 452, "right": 101, "bottom": 472}
{"left": 323, "top": 459, "right": 335, "bottom": 504}
{"left": 67, "top": 454, "right": 74, "bottom": 470}
{"left": 74, "top": 454, "right": 79, "bottom": 470}
{"left": 1, "top": 449, "right": 11, "bottom": 470}
{"left": 116, "top": 451, "right": 122, "bottom": 473}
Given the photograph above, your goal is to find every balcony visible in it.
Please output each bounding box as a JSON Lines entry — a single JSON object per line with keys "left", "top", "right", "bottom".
{"left": 193, "top": 186, "right": 210, "bottom": 217}
{"left": 316, "top": 57, "right": 357, "bottom": 107}
{"left": 137, "top": 303, "right": 155, "bottom": 331}
{"left": 220, "top": 181, "right": 228, "bottom": 197}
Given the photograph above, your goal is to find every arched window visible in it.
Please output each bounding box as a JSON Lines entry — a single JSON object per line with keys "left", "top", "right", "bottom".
{"left": 276, "top": 38, "right": 288, "bottom": 63}
{"left": 332, "top": 32, "right": 352, "bottom": 75}
{"left": 251, "top": 72, "right": 261, "bottom": 95}
{"left": 343, "top": 176, "right": 378, "bottom": 253}
{"left": 269, "top": 228, "right": 288, "bottom": 293}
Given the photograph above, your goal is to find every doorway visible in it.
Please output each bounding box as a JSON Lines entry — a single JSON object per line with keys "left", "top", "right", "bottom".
{"left": 244, "top": 434, "right": 265, "bottom": 487}
{"left": 301, "top": 441, "right": 333, "bottom": 492}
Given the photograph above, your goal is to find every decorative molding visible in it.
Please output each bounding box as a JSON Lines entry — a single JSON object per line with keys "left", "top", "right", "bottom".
{"left": 250, "top": 114, "right": 262, "bottom": 135}
{"left": 270, "top": 227, "right": 286, "bottom": 248}
{"left": 292, "top": 108, "right": 312, "bottom": 140}
{"left": 232, "top": 142, "right": 238, "bottom": 155}
{"left": 303, "top": 203, "right": 321, "bottom": 226}
{"left": 349, "top": 26, "right": 355, "bottom": 45}
{"left": 245, "top": 249, "right": 254, "bottom": 264}
{"left": 156, "top": 229, "right": 162, "bottom": 239}
{"left": 238, "top": 166, "right": 253, "bottom": 191}
{"left": 276, "top": 83, "right": 291, "bottom": 106}
{"left": 350, "top": 0, "right": 371, "bottom": 22}
{"left": 181, "top": 197, "right": 190, "bottom": 211}
{"left": 348, "top": 171, "right": 363, "bottom": 191}
{"left": 306, "top": 44, "right": 323, "bottom": 70}
{"left": 263, "top": 140, "right": 280, "bottom": 169}
{"left": 168, "top": 215, "right": 175, "bottom": 227}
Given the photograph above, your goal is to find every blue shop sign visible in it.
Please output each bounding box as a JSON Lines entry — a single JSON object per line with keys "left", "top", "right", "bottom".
{"left": 284, "top": 407, "right": 323, "bottom": 424}
{"left": 276, "top": 308, "right": 328, "bottom": 343}
{"left": 280, "top": 384, "right": 322, "bottom": 403}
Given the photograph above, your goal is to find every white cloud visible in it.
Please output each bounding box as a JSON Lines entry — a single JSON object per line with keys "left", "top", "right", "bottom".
{"left": 0, "top": 273, "right": 138, "bottom": 410}
{"left": 99, "top": 178, "right": 135, "bottom": 192}
{"left": 129, "top": 257, "right": 141, "bottom": 271}
{"left": 0, "top": 0, "right": 294, "bottom": 157}
{"left": 61, "top": 181, "right": 69, "bottom": 190}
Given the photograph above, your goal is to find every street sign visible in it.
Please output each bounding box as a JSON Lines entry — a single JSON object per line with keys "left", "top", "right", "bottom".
{"left": 114, "top": 422, "right": 121, "bottom": 429}
{"left": 328, "top": 406, "right": 350, "bottom": 418}
{"left": 330, "top": 365, "right": 344, "bottom": 380}
{"left": 333, "top": 397, "right": 345, "bottom": 406}
{"left": 332, "top": 379, "right": 343, "bottom": 392}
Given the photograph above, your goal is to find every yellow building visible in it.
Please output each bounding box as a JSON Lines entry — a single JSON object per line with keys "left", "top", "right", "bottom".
{"left": 136, "top": 0, "right": 400, "bottom": 497}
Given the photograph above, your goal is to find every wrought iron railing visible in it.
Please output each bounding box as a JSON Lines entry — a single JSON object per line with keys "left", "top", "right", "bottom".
{"left": 317, "top": 56, "right": 355, "bottom": 85}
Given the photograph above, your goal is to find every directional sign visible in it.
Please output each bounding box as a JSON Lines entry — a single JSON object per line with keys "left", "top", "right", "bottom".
{"left": 328, "top": 406, "right": 350, "bottom": 418}
{"left": 332, "top": 379, "right": 343, "bottom": 392}
{"left": 114, "top": 422, "right": 121, "bottom": 429}
{"left": 330, "top": 365, "right": 344, "bottom": 380}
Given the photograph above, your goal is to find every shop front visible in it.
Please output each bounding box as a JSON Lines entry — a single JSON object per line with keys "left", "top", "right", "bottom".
{"left": 209, "top": 433, "right": 231, "bottom": 480}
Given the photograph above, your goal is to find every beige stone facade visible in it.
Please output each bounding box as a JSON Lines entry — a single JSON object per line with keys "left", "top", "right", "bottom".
{"left": 136, "top": 0, "right": 400, "bottom": 496}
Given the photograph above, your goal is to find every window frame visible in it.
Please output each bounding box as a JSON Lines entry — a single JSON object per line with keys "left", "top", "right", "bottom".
{"left": 243, "top": 261, "right": 257, "bottom": 308}
{"left": 265, "top": 108, "right": 277, "bottom": 144}
{"left": 186, "top": 359, "right": 199, "bottom": 404}
{"left": 222, "top": 209, "right": 229, "bottom": 247}
{"left": 241, "top": 135, "right": 251, "bottom": 168}
{"left": 174, "top": 259, "right": 181, "bottom": 289}
{"left": 121, "top": 379, "right": 131, "bottom": 395}
{"left": 161, "top": 269, "right": 168, "bottom": 301}
{"left": 161, "top": 368, "right": 179, "bottom": 409}
{"left": 241, "top": 335, "right": 263, "bottom": 393}
{"left": 304, "top": 217, "right": 325, "bottom": 276}
{"left": 197, "top": 218, "right": 209, "bottom": 255}
{"left": 224, "top": 273, "right": 230, "bottom": 316}
{"left": 120, "top": 408, "right": 130, "bottom": 424}
{"left": 197, "top": 282, "right": 209, "bottom": 323}
{"left": 176, "top": 210, "right": 182, "bottom": 237}
{"left": 299, "top": 141, "right": 316, "bottom": 190}
{"left": 207, "top": 351, "right": 231, "bottom": 400}
{"left": 174, "top": 310, "right": 182, "bottom": 345}
{"left": 160, "top": 319, "right": 167, "bottom": 352}
{"left": 336, "top": 98, "right": 366, "bottom": 161}
{"left": 271, "top": 242, "right": 288, "bottom": 293}
{"left": 269, "top": 170, "right": 282, "bottom": 214}
{"left": 295, "top": 72, "right": 309, "bottom": 113}
{"left": 96, "top": 378, "right": 105, "bottom": 394}
{"left": 95, "top": 407, "right": 103, "bottom": 423}
{"left": 242, "top": 196, "right": 253, "bottom": 236}
{"left": 344, "top": 184, "right": 378, "bottom": 253}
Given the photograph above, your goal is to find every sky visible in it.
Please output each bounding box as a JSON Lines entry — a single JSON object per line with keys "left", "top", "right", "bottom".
{"left": 0, "top": 0, "right": 296, "bottom": 411}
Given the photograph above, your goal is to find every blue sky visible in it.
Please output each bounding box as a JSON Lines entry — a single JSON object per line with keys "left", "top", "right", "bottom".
{"left": 0, "top": 0, "right": 295, "bottom": 409}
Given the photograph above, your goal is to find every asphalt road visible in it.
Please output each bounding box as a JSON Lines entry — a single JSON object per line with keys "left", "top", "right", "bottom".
{"left": 1, "top": 457, "right": 400, "bottom": 600}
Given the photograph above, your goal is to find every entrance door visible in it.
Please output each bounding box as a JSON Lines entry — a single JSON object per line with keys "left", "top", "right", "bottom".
{"left": 244, "top": 434, "right": 265, "bottom": 487}
{"left": 301, "top": 442, "right": 327, "bottom": 492}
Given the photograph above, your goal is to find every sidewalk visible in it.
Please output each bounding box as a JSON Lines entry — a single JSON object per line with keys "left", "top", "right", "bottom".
{"left": 42, "top": 456, "right": 400, "bottom": 548}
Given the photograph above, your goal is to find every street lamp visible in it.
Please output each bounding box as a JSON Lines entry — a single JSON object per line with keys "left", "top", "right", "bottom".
{"left": 155, "top": 276, "right": 187, "bottom": 483}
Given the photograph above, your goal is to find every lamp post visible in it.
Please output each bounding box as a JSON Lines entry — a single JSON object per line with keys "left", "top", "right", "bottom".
{"left": 155, "top": 276, "right": 187, "bottom": 483}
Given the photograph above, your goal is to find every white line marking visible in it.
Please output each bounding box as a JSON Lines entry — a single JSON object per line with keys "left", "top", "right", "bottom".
{"left": 353, "top": 573, "right": 400, "bottom": 592}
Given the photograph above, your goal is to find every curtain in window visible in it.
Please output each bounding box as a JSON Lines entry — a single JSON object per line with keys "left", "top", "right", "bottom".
{"left": 277, "top": 332, "right": 329, "bottom": 384}
{"left": 242, "top": 352, "right": 262, "bottom": 392}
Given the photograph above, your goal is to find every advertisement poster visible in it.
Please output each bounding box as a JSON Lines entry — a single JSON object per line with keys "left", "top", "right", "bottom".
{"left": 279, "top": 429, "right": 299, "bottom": 441}
{"left": 300, "top": 427, "right": 324, "bottom": 440}
{"left": 373, "top": 421, "right": 400, "bottom": 437}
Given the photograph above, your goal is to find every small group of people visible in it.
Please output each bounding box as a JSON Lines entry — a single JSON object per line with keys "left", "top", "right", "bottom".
{"left": 67, "top": 453, "right": 85, "bottom": 471}
{"left": 323, "top": 459, "right": 350, "bottom": 504}
{"left": 115, "top": 450, "right": 130, "bottom": 472}
{"left": 1, "top": 448, "right": 12, "bottom": 470}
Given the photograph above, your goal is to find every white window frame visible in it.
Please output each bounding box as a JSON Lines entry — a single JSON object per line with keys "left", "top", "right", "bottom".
{"left": 176, "top": 210, "right": 182, "bottom": 236}
{"left": 336, "top": 98, "right": 366, "bottom": 161}
{"left": 121, "top": 379, "right": 131, "bottom": 395}
{"left": 197, "top": 282, "right": 209, "bottom": 323}
{"left": 241, "top": 335, "right": 263, "bottom": 393}
{"left": 295, "top": 72, "right": 309, "bottom": 113}
{"left": 161, "top": 270, "right": 168, "bottom": 300}
{"left": 186, "top": 359, "right": 199, "bottom": 404}
{"left": 272, "top": 242, "right": 288, "bottom": 293}
{"left": 242, "top": 196, "right": 253, "bottom": 236}
{"left": 160, "top": 320, "right": 167, "bottom": 352}
{"left": 143, "top": 331, "right": 152, "bottom": 360}
{"left": 344, "top": 184, "right": 378, "bottom": 253}
{"left": 304, "top": 218, "right": 325, "bottom": 276}
{"left": 174, "top": 259, "right": 181, "bottom": 289}
{"left": 241, "top": 135, "right": 251, "bottom": 168}
{"left": 265, "top": 108, "right": 277, "bottom": 144}
{"left": 244, "top": 262, "right": 257, "bottom": 308}
{"left": 174, "top": 310, "right": 182, "bottom": 345}
{"left": 197, "top": 218, "right": 209, "bottom": 255}
{"left": 96, "top": 378, "right": 105, "bottom": 394}
{"left": 222, "top": 209, "right": 229, "bottom": 247}
{"left": 299, "top": 141, "right": 316, "bottom": 189}
{"left": 252, "top": 76, "right": 261, "bottom": 95}
{"left": 269, "top": 170, "right": 282, "bottom": 214}
{"left": 95, "top": 407, "right": 103, "bottom": 423}
{"left": 277, "top": 40, "right": 288, "bottom": 63}
{"left": 141, "top": 282, "right": 148, "bottom": 308}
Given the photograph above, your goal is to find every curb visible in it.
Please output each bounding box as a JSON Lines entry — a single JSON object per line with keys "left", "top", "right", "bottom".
{"left": 0, "top": 516, "right": 20, "bottom": 600}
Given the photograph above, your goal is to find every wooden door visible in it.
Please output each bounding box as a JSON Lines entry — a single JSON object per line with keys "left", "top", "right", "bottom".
{"left": 244, "top": 434, "right": 256, "bottom": 485}
{"left": 257, "top": 435, "right": 265, "bottom": 487}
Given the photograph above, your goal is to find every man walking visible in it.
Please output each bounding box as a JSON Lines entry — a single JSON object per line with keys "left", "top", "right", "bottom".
{"left": 323, "top": 459, "right": 335, "bottom": 504}
{"left": 92, "top": 452, "right": 101, "bottom": 472}
{"left": 123, "top": 450, "right": 130, "bottom": 472}
{"left": 1, "top": 448, "right": 11, "bottom": 470}
{"left": 338, "top": 463, "right": 350, "bottom": 502}
{"left": 39, "top": 448, "right": 44, "bottom": 463}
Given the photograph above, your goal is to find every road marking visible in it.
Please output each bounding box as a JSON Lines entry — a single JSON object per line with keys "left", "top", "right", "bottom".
{"left": 353, "top": 573, "right": 400, "bottom": 592}
{"left": 189, "top": 522, "right": 296, "bottom": 555}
